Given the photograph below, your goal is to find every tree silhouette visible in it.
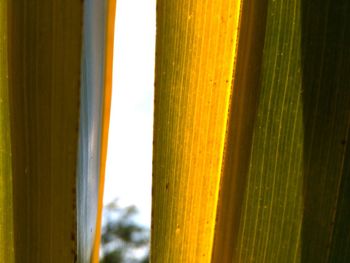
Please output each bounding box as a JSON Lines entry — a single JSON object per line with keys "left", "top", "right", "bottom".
{"left": 100, "top": 200, "right": 150, "bottom": 263}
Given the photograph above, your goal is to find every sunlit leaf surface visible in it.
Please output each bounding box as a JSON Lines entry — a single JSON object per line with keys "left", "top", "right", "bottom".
{"left": 152, "top": 0, "right": 350, "bottom": 262}
{"left": 151, "top": 0, "right": 242, "bottom": 261}
{"left": 0, "top": 1, "right": 115, "bottom": 262}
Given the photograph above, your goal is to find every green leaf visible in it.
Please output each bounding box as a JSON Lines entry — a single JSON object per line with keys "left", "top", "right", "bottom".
{"left": 213, "top": 0, "right": 350, "bottom": 262}
{"left": 8, "top": 1, "right": 83, "bottom": 262}
{"left": 152, "top": 0, "right": 350, "bottom": 262}
{"left": 151, "top": 0, "right": 242, "bottom": 261}
{"left": 0, "top": 0, "right": 14, "bottom": 261}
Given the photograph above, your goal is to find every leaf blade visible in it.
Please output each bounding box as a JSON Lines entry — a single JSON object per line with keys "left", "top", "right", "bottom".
{"left": 151, "top": 0, "right": 242, "bottom": 261}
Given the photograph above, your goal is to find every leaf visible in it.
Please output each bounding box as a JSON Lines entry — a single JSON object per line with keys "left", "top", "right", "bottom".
{"left": 214, "top": 0, "right": 350, "bottom": 262}
{"left": 214, "top": 0, "right": 305, "bottom": 261}
{"left": 78, "top": 0, "right": 116, "bottom": 262}
{"left": 152, "top": 0, "right": 350, "bottom": 262}
{"left": 151, "top": 0, "right": 242, "bottom": 261}
{"left": 8, "top": 1, "right": 83, "bottom": 262}
{"left": 91, "top": 1, "right": 116, "bottom": 262}
{"left": 0, "top": 0, "right": 14, "bottom": 261}
{"left": 0, "top": 0, "right": 115, "bottom": 262}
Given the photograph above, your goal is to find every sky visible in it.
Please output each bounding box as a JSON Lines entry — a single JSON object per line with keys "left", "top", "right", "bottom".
{"left": 103, "top": 0, "right": 156, "bottom": 227}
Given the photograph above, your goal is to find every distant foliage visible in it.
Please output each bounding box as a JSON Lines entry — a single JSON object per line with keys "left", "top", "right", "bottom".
{"left": 100, "top": 200, "right": 150, "bottom": 263}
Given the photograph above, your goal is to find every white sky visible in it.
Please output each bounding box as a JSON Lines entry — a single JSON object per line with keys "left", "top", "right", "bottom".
{"left": 103, "top": 0, "right": 156, "bottom": 227}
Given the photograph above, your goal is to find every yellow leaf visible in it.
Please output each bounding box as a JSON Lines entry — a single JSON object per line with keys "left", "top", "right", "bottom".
{"left": 151, "top": 0, "right": 242, "bottom": 261}
{"left": 0, "top": 0, "right": 14, "bottom": 261}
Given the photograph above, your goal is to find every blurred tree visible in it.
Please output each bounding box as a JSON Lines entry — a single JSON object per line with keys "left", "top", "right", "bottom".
{"left": 100, "top": 200, "right": 149, "bottom": 263}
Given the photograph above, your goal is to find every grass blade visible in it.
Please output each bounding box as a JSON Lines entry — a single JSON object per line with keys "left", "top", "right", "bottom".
{"left": 151, "top": 0, "right": 242, "bottom": 261}
{"left": 213, "top": 0, "right": 350, "bottom": 262}
{"left": 0, "top": 0, "right": 14, "bottom": 261}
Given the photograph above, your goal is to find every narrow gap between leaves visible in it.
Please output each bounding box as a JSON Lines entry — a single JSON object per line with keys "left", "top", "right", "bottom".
{"left": 100, "top": 1, "right": 156, "bottom": 262}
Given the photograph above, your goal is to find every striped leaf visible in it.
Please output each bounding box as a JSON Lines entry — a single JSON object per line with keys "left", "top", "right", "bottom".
{"left": 152, "top": 0, "right": 350, "bottom": 262}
